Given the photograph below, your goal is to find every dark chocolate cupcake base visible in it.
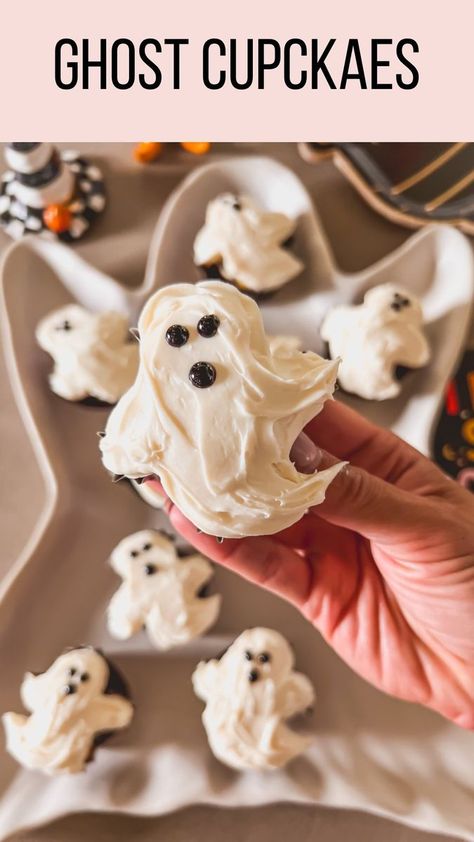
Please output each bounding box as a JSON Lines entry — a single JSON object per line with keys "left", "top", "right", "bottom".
{"left": 91, "top": 650, "right": 132, "bottom": 751}
{"left": 196, "top": 263, "right": 277, "bottom": 302}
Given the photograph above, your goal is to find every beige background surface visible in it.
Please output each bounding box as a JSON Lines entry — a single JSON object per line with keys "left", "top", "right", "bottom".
{"left": 0, "top": 143, "right": 471, "bottom": 842}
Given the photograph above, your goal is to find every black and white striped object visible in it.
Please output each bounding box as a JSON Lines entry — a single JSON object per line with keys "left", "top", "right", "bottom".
{"left": 0, "top": 149, "right": 106, "bottom": 242}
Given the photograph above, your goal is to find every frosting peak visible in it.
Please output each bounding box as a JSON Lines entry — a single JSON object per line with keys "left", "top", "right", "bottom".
{"left": 100, "top": 281, "right": 341, "bottom": 538}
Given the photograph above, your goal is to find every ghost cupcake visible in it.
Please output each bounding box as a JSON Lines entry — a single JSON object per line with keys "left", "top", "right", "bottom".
{"left": 193, "top": 193, "right": 303, "bottom": 297}
{"left": 99, "top": 281, "right": 341, "bottom": 539}
{"left": 35, "top": 303, "right": 139, "bottom": 406}
{"left": 107, "top": 529, "right": 221, "bottom": 649}
{"left": 321, "top": 283, "right": 431, "bottom": 401}
{"left": 192, "top": 627, "right": 315, "bottom": 771}
{"left": 2, "top": 647, "right": 133, "bottom": 775}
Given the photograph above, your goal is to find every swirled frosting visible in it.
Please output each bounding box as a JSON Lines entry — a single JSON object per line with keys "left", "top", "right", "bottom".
{"left": 193, "top": 193, "right": 303, "bottom": 294}
{"left": 99, "top": 281, "right": 342, "bottom": 538}
{"left": 2, "top": 648, "right": 133, "bottom": 775}
{"left": 192, "top": 627, "right": 315, "bottom": 771}
{"left": 36, "top": 304, "right": 139, "bottom": 404}
{"left": 321, "top": 283, "right": 431, "bottom": 401}
{"left": 107, "top": 529, "right": 221, "bottom": 649}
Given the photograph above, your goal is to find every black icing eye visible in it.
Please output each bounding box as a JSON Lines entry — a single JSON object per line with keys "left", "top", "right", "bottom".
{"left": 232, "top": 200, "right": 241, "bottom": 211}
{"left": 166, "top": 324, "right": 189, "bottom": 347}
{"left": 257, "top": 652, "right": 271, "bottom": 664}
{"left": 189, "top": 362, "right": 216, "bottom": 388}
{"left": 68, "top": 667, "right": 77, "bottom": 677}
{"left": 56, "top": 319, "right": 72, "bottom": 331}
{"left": 64, "top": 683, "right": 76, "bottom": 695}
{"left": 143, "top": 542, "right": 152, "bottom": 551}
{"left": 130, "top": 549, "right": 139, "bottom": 558}
{"left": 80, "top": 672, "right": 90, "bottom": 683}
{"left": 244, "top": 650, "right": 253, "bottom": 661}
{"left": 248, "top": 669, "right": 259, "bottom": 683}
{"left": 144, "top": 563, "right": 157, "bottom": 576}
{"left": 197, "top": 314, "right": 220, "bottom": 338}
{"left": 391, "top": 293, "right": 411, "bottom": 311}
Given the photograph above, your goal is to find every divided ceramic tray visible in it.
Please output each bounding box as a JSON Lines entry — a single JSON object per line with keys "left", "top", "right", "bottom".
{"left": 1, "top": 156, "right": 473, "bottom": 841}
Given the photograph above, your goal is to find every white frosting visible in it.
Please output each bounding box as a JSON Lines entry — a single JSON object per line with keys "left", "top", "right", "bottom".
{"left": 100, "top": 281, "right": 342, "bottom": 538}
{"left": 193, "top": 627, "right": 315, "bottom": 771}
{"left": 36, "top": 304, "right": 139, "bottom": 404}
{"left": 107, "top": 529, "right": 221, "bottom": 649}
{"left": 321, "top": 284, "right": 431, "bottom": 401}
{"left": 193, "top": 193, "right": 303, "bottom": 294}
{"left": 2, "top": 648, "right": 133, "bottom": 775}
{"left": 268, "top": 334, "right": 303, "bottom": 356}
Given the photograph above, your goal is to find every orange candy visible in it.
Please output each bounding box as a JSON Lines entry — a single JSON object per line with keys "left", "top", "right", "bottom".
{"left": 134, "top": 142, "right": 211, "bottom": 163}
{"left": 462, "top": 418, "right": 474, "bottom": 445}
{"left": 43, "top": 204, "right": 72, "bottom": 234}
{"left": 180, "top": 142, "right": 211, "bottom": 155}
{"left": 134, "top": 142, "right": 163, "bottom": 163}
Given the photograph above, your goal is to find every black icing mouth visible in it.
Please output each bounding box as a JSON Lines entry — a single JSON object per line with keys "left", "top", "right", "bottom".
{"left": 394, "top": 364, "right": 411, "bottom": 381}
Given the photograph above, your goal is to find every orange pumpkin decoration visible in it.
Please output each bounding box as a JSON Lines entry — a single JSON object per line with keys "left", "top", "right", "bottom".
{"left": 133, "top": 142, "right": 211, "bottom": 163}
{"left": 43, "top": 203, "right": 72, "bottom": 234}
{"left": 180, "top": 142, "right": 211, "bottom": 155}
{"left": 133, "top": 142, "right": 163, "bottom": 164}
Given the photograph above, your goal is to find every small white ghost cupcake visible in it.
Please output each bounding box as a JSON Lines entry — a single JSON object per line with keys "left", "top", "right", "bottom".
{"left": 193, "top": 193, "right": 303, "bottom": 296}
{"left": 192, "top": 627, "right": 315, "bottom": 771}
{"left": 2, "top": 647, "right": 133, "bottom": 775}
{"left": 321, "top": 283, "right": 431, "bottom": 401}
{"left": 99, "top": 281, "right": 342, "bottom": 539}
{"left": 35, "top": 303, "right": 139, "bottom": 405}
{"left": 107, "top": 529, "right": 221, "bottom": 650}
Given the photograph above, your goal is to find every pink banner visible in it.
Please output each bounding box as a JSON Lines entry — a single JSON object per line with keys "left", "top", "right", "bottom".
{"left": 0, "top": 0, "right": 472, "bottom": 139}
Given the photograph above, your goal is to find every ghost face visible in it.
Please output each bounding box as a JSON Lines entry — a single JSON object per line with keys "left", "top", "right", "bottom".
{"left": 219, "top": 628, "right": 294, "bottom": 697}
{"left": 110, "top": 529, "right": 177, "bottom": 579}
{"left": 100, "top": 281, "right": 340, "bottom": 538}
{"left": 36, "top": 304, "right": 129, "bottom": 356}
{"left": 363, "top": 284, "right": 424, "bottom": 328}
{"left": 21, "top": 648, "right": 109, "bottom": 715}
{"left": 198, "top": 193, "right": 296, "bottom": 251}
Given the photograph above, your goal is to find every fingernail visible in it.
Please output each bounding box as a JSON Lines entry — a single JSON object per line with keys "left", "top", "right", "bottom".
{"left": 290, "top": 433, "right": 323, "bottom": 474}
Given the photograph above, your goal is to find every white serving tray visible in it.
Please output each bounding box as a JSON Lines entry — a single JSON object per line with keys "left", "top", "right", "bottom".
{"left": 0, "top": 157, "right": 473, "bottom": 841}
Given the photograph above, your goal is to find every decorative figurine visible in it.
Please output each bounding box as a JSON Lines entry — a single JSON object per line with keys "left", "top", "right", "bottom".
{"left": 0, "top": 143, "right": 106, "bottom": 241}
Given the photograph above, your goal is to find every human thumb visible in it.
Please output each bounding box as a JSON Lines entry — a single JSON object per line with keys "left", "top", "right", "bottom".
{"left": 291, "top": 432, "right": 429, "bottom": 542}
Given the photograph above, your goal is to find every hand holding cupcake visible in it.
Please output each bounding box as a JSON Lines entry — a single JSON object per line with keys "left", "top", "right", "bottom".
{"left": 99, "top": 281, "right": 341, "bottom": 538}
